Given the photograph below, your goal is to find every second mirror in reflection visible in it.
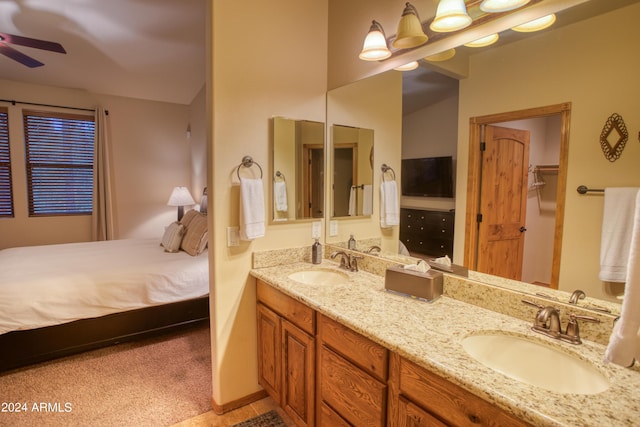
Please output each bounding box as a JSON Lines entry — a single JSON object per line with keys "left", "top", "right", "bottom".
{"left": 331, "top": 124, "right": 374, "bottom": 218}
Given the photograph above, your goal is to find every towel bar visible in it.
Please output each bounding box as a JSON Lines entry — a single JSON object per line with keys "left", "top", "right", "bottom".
{"left": 577, "top": 185, "right": 604, "bottom": 194}
{"left": 381, "top": 164, "right": 396, "bottom": 181}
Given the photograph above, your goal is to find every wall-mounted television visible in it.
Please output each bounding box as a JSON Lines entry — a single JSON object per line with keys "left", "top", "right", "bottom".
{"left": 401, "top": 156, "right": 454, "bottom": 198}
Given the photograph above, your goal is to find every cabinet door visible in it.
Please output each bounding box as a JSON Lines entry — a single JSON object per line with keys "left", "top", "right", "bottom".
{"left": 397, "top": 396, "right": 447, "bottom": 427}
{"left": 257, "top": 303, "right": 281, "bottom": 403}
{"left": 319, "top": 345, "right": 387, "bottom": 427}
{"left": 282, "top": 319, "right": 315, "bottom": 427}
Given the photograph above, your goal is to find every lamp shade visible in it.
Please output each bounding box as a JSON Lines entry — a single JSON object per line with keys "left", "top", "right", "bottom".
{"left": 359, "top": 20, "right": 392, "bottom": 61}
{"left": 430, "top": 0, "right": 472, "bottom": 33}
{"left": 167, "top": 186, "right": 195, "bottom": 207}
{"left": 424, "top": 48, "right": 456, "bottom": 62}
{"left": 464, "top": 33, "right": 499, "bottom": 47}
{"left": 394, "top": 61, "right": 419, "bottom": 71}
{"left": 392, "top": 3, "right": 428, "bottom": 49}
{"left": 480, "top": 0, "right": 530, "bottom": 13}
{"left": 511, "top": 14, "right": 556, "bottom": 32}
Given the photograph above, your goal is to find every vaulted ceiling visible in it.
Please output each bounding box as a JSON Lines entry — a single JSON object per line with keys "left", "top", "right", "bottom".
{"left": 0, "top": 0, "right": 206, "bottom": 105}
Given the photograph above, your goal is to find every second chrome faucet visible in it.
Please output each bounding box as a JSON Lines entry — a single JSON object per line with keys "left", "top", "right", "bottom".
{"left": 523, "top": 300, "right": 600, "bottom": 344}
{"left": 330, "top": 250, "right": 363, "bottom": 272}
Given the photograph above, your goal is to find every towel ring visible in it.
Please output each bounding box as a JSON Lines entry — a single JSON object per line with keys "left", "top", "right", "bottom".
{"left": 275, "top": 171, "right": 286, "bottom": 181}
{"left": 236, "top": 155, "right": 263, "bottom": 180}
{"left": 381, "top": 164, "right": 396, "bottom": 182}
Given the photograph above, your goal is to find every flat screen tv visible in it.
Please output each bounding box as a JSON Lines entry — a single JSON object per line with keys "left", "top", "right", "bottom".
{"left": 401, "top": 156, "right": 454, "bottom": 198}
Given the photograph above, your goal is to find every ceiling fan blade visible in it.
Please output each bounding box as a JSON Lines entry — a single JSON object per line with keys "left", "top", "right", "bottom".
{"left": 0, "top": 43, "right": 44, "bottom": 68}
{"left": 0, "top": 32, "right": 66, "bottom": 54}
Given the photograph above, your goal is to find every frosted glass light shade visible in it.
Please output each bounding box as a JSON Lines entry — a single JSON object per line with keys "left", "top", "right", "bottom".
{"left": 167, "top": 186, "right": 196, "bottom": 206}
{"left": 394, "top": 61, "right": 419, "bottom": 71}
{"left": 512, "top": 14, "right": 556, "bottom": 32}
{"left": 430, "top": 0, "right": 472, "bottom": 33}
{"left": 464, "top": 33, "right": 499, "bottom": 47}
{"left": 392, "top": 2, "right": 428, "bottom": 49}
{"left": 480, "top": 0, "right": 530, "bottom": 13}
{"left": 424, "top": 48, "right": 456, "bottom": 62}
{"left": 359, "top": 20, "right": 392, "bottom": 61}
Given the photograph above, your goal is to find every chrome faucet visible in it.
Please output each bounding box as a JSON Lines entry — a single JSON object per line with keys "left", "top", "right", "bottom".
{"left": 364, "top": 245, "right": 381, "bottom": 254}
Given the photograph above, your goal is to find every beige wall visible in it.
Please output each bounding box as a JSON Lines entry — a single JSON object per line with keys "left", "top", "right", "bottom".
{"left": 456, "top": 3, "right": 640, "bottom": 300}
{"left": 0, "top": 79, "right": 196, "bottom": 249}
{"left": 209, "top": 0, "right": 328, "bottom": 406}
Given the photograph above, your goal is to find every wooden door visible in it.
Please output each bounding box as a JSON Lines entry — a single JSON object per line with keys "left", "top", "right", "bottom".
{"left": 282, "top": 319, "right": 315, "bottom": 427}
{"left": 257, "top": 303, "right": 281, "bottom": 404}
{"left": 476, "top": 125, "right": 530, "bottom": 280}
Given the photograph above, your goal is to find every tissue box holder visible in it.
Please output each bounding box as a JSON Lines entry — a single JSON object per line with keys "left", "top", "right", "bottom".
{"left": 384, "top": 266, "right": 443, "bottom": 302}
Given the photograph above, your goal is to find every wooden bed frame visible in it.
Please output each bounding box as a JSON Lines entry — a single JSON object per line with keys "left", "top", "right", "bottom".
{"left": 0, "top": 296, "right": 209, "bottom": 373}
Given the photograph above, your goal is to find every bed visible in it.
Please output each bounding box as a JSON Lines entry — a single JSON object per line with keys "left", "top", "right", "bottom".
{"left": 0, "top": 219, "right": 210, "bottom": 372}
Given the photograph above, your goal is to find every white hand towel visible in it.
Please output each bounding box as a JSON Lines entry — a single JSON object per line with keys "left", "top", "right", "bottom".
{"left": 605, "top": 190, "right": 640, "bottom": 367}
{"left": 274, "top": 181, "right": 288, "bottom": 212}
{"left": 239, "top": 177, "right": 265, "bottom": 240}
{"left": 380, "top": 180, "right": 399, "bottom": 228}
{"left": 363, "top": 185, "right": 373, "bottom": 216}
{"left": 348, "top": 186, "right": 357, "bottom": 216}
{"left": 599, "top": 188, "right": 639, "bottom": 282}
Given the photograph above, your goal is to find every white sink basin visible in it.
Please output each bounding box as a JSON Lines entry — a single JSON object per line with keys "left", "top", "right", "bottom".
{"left": 287, "top": 269, "right": 349, "bottom": 286}
{"left": 462, "top": 333, "right": 610, "bottom": 395}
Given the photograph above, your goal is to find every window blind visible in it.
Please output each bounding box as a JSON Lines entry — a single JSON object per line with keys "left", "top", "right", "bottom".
{"left": 23, "top": 110, "right": 95, "bottom": 216}
{"left": 0, "top": 108, "right": 12, "bottom": 218}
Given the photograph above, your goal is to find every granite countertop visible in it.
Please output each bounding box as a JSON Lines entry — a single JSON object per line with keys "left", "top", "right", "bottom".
{"left": 250, "top": 261, "right": 640, "bottom": 427}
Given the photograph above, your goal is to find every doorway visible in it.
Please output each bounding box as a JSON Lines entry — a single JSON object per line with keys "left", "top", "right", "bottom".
{"left": 464, "top": 103, "right": 571, "bottom": 289}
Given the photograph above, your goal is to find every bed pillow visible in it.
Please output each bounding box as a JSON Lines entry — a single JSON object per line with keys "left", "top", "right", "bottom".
{"left": 180, "top": 209, "right": 199, "bottom": 229}
{"left": 161, "top": 221, "right": 186, "bottom": 253}
{"left": 180, "top": 212, "right": 208, "bottom": 256}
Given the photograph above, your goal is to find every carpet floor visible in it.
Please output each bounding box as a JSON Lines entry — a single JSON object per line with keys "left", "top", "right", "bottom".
{"left": 0, "top": 322, "right": 211, "bottom": 427}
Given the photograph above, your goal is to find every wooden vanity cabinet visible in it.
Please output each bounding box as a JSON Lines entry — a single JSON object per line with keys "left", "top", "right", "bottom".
{"left": 388, "top": 353, "right": 532, "bottom": 427}
{"left": 317, "top": 313, "right": 389, "bottom": 427}
{"left": 257, "top": 280, "right": 315, "bottom": 427}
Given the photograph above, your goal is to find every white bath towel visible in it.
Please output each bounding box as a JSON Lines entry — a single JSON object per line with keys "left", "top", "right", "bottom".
{"left": 380, "top": 180, "right": 399, "bottom": 228}
{"left": 605, "top": 190, "right": 640, "bottom": 367}
{"left": 274, "top": 181, "right": 288, "bottom": 212}
{"left": 239, "top": 177, "right": 265, "bottom": 240}
{"left": 363, "top": 185, "right": 373, "bottom": 216}
{"left": 348, "top": 186, "right": 357, "bottom": 216}
{"left": 599, "top": 188, "right": 639, "bottom": 282}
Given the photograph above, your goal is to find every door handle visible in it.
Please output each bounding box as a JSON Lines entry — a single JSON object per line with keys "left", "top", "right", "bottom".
{"left": 520, "top": 226, "right": 527, "bottom": 232}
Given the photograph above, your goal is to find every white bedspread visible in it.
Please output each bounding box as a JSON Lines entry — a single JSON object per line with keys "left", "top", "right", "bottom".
{"left": 0, "top": 238, "right": 209, "bottom": 335}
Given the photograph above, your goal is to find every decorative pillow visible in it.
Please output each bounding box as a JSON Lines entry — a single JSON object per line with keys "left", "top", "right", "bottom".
{"left": 180, "top": 212, "right": 208, "bottom": 256}
{"left": 161, "top": 221, "right": 186, "bottom": 253}
{"left": 180, "top": 209, "right": 199, "bottom": 229}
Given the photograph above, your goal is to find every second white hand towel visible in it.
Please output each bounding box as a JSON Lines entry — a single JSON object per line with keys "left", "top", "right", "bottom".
{"left": 380, "top": 180, "right": 399, "bottom": 228}
{"left": 239, "top": 177, "right": 265, "bottom": 240}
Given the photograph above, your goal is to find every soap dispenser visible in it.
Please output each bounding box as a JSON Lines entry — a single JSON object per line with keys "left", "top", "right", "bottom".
{"left": 312, "top": 239, "right": 322, "bottom": 264}
{"left": 348, "top": 233, "right": 356, "bottom": 250}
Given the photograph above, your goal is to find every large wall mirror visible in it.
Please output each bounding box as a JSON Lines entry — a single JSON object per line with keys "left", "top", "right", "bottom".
{"left": 331, "top": 125, "right": 374, "bottom": 218}
{"left": 325, "top": 0, "right": 640, "bottom": 311}
{"left": 272, "top": 117, "right": 324, "bottom": 221}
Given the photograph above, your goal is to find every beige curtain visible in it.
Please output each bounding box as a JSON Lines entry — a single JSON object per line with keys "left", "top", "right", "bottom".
{"left": 92, "top": 107, "right": 115, "bottom": 241}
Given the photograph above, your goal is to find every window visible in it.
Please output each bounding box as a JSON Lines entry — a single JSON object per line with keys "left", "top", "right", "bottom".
{"left": 23, "top": 110, "right": 95, "bottom": 216}
{"left": 0, "top": 108, "right": 13, "bottom": 218}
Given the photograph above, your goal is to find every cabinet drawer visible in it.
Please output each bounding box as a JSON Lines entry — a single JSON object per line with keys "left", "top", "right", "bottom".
{"left": 319, "top": 345, "right": 387, "bottom": 427}
{"left": 257, "top": 280, "right": 315, "bottom": 335}
{"left": 318, "top": 402, "right": 350, "bottom": 427}
{"left": 397, "top": 395, "right": 447, "bottom": 427}
{"left": 398, "top": 357, "right": 530, "bottom": 427}
{"left": 318, "top": 314, "right": 388, "bottom": 382}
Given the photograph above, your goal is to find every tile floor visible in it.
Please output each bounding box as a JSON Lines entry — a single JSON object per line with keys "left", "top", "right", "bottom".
{"left": 171, "top": 397, "right": 295, "bottom": 427}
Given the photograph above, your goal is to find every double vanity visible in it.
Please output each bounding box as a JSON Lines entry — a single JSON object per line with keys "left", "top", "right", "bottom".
{"left": 250, "top": 247, "right": 640, "bottom": 426}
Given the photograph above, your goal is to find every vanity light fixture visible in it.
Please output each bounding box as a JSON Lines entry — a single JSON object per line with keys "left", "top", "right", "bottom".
{"left": 430, "top": 0, "right": 472, "bottom": 33}
{"left": 392, "top": 2, "right": 428, "bottom": 49}
{"left": 359, "top": 20, "right": 392, "bottom": 61}
{"left": 480, "top": 0, "right": 530, "bottom": 13}
{"left": 167, "top": 186, "right": 195, "bottom": 221}
{"left": 394, "top": 61, "right": 419, "bottom": 71}
{"left": 511, "top": 13, "right": 556, "bottom": 32}
{"left": 464, "top": 33, "right": 499, "bottom": 47}
{"left": 424, "top": 48, "right": 456, "bottom": 62}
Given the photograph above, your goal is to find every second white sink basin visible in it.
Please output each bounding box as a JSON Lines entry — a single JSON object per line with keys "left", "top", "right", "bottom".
{"left": 288, "top": 269, "right": 349, "bottom": 286}
{"left": 462, "top": 333, "right": 610, "bottom": 395}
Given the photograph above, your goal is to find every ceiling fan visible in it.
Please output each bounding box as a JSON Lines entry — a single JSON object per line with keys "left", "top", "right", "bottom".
{"left": 0, "top": 32, "right": 66, "bottom": 68}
